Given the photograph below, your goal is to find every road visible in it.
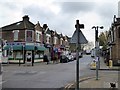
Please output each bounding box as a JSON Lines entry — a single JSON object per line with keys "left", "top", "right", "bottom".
{"left": 2, "top": 55, "right": 95, "bottom": 89}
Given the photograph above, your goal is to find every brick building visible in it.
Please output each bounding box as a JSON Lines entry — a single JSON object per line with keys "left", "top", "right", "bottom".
{"left": 1, "top": 15, "right": 46, "bottom": 64}
{"left": 1, "top": 15, "right": 70, "bottom": 64}
{"left": 108, "top": 15, "right": 120, "bottom": 65}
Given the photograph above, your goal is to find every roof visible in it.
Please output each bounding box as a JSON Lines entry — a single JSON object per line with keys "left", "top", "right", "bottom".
{"left": 46, "top": 28, "right": 51, "bottom": 35}
{"left": 2, "top": 15, "right": 35, "bottom": 31}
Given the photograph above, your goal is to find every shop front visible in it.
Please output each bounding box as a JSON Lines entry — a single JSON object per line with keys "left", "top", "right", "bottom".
{"left": 3, "top": 42, "right": 46, "bottom": 64}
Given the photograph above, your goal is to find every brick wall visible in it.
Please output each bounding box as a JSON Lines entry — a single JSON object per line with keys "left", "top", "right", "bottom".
{"left": 2, "top": 31, "right": 13, "bottom": 42}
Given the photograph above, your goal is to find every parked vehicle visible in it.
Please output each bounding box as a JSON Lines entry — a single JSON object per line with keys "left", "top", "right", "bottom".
{"left": 60, "top": 54, "right": 69, "bottom": 63}
{"left": 79, "top": 52, "right": 83, "bottom": 58}
{"left": 71, "top": 52, "right": 76, "bottom": 60}
{"left": 86, "top": 50, "right": 91, "bottom": 55}
{"left": 91, "top": 49, "right": 95, "bottom": 57}
{"left": 0, "top": 52, "right": 2, "bottom": 74}
{"left": 66, "top": 53, "right": 74, "bottom": 61}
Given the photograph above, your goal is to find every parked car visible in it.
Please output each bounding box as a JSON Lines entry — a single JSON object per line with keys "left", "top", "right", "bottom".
{"left": 60, "top": 54, "right": 69, "bottom": 63}
{"left": 86, "top": 50, "right": 91, "bottom": 55}
{"left": 66, "top": 53, "right": 74, "bottom": 61}
{"left": 71, "top": 52, "right": 76, "bottom": 60}
{"left": 79, "top": 52, "right": 83, "bottom": 58}
{"left": 0, "top": 52, "right": 2, "bottom": 74}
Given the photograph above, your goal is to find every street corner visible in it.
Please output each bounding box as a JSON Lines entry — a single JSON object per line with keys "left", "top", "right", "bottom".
{"left": 63, "top": 76, "right": 96, "bottom": 89}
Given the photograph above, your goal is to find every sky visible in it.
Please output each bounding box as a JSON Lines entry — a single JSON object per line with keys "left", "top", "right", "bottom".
{"left": 0, "top": 0, "right": 119, "bottom": 44}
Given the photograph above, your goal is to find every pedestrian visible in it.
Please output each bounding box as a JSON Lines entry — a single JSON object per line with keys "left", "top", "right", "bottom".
{"left": 27, "top": 53, "right": 31, "bottom": 62}
{"left": 43, "top": 54, "right": 49, "bottom": 64}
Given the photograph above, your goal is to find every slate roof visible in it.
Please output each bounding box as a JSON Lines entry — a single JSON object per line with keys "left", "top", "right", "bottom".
{"left": 2, "top": 15, "right": 35, "bottom": 31}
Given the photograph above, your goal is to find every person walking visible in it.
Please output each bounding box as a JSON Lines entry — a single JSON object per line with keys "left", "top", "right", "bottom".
{"left": 43, "top": 54, "right": 49, "bottom": 64}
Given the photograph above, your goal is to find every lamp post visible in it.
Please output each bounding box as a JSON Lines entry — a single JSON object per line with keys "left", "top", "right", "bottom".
{"left": 92, "top": 26, "right": 103, "bottom": 80}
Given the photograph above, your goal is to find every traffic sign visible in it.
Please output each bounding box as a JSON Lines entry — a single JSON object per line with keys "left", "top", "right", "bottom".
{"left": 70, "top": 29, "right": 88, "bottom": 44}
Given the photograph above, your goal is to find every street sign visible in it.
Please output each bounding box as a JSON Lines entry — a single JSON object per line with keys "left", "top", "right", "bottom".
{"left": 70, "top": 29, "right": 88, "bottom": 44}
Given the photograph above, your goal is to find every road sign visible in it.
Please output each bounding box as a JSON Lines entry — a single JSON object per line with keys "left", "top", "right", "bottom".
{"left": 70, "top": 29, "right": 88, "bottom": 44}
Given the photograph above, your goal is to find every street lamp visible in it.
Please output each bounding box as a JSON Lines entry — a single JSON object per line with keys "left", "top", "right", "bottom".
{"left": 92, "top": 26, "right": 104, "bottom": 80}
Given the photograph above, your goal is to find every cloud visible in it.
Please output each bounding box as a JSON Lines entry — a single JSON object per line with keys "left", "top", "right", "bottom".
{"left": 59, "top": 2, "right": 96, "bottom": 14}
{"left": 95, "top": 2, "right": 117, "bottom": 20}
{"left": 0, "top": 0, "right": 118, "bottom": 44}
{"left": 22, "top": 5, "right": 56, "bottom": 24}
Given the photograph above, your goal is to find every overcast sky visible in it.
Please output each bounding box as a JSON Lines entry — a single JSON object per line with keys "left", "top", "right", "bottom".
{"left": 0, "top": 0, "right": 119, "bottom": 44}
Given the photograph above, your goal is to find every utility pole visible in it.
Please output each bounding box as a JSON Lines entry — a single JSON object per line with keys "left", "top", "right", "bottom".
{"left": 75, "top": 20, "right": 84, "bottom": 90}
{"left": 92, "top": 26, "right": 103, "bottom": 80}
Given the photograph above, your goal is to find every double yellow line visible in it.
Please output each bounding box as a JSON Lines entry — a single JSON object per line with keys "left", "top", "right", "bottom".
{"left": 64, "top": 83, "right": 74, "bottom": 89}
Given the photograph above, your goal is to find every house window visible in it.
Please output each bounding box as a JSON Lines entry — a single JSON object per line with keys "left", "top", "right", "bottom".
{"left": 36, "top": 31, "right": 42, "bottom": 42}
{"left": 46, "top": 36, "right": 49, "bottom": 44}
{"left": 54, "top": 37, "right": 57, "bottom": 44}
{"left": 39, "top": 34, "right": 41, "bottom": 42}
{"left": 119, "top": 27, "right": 120, "bottom": 38}
{"left": 13, "top": 30, "right": 19, "bottom": 41}
{"left": 36, "top": 32, "right": 39, "bottom": 41}
{"left": 60, "top": 38, "right": 63, "bottom": 45}
{"left": 26, "top": 30, "right": 34, "bottom": 42}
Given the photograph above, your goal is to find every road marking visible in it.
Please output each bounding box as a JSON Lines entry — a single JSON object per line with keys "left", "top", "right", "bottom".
{"left": 65, "top": 83, "right": 71, "bottom": 88}
{"left": 68, "top": 83, "right": 74, "bottom": 88}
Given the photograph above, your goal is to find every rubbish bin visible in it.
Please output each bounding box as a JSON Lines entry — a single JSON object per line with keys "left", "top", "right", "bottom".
{"left": 109, "top": 60, "right": 113, "bottom": 68}
{"left": 91, "top": 60, "right": 96, "bottom": 69}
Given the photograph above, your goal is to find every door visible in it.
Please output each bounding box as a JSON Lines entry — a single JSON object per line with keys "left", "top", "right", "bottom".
{"left": 26, "top": 51, "right": 32, "bottom": 63}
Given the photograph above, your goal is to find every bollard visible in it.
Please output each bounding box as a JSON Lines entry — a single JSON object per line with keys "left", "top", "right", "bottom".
{"left": 109, "top": 60, "right": 113, "bottom": 68}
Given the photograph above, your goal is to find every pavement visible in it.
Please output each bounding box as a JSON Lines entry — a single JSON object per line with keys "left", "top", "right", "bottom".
{"left": 65, "top": 56, "right": 120, "bottom": 89}
{"left": 90, "top": 57, "right": 120, "bottom": 71}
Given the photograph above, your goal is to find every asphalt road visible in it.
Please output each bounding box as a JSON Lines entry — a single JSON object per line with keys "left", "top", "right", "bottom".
{"left": 2, "top": 55, "right": 95, "bottom": 89}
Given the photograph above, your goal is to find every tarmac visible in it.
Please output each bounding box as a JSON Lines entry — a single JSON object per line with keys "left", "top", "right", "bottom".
{"left": 1, "top": 57, "right": 120, "bottom": 90}
{"left": 65, "top": 57, "right": 120, "bottom": 90}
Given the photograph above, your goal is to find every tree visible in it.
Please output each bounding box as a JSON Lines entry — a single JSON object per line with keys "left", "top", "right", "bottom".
{"left": 99, "top": 31, "right": 109, "bottom": 50}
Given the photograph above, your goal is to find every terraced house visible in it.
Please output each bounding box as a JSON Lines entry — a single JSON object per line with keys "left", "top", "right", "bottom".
{"left": 1, "top": 15, "right": 70, "bottom": 65}
{"left": 107, "top": 15, "right": 120, "bottom": 66}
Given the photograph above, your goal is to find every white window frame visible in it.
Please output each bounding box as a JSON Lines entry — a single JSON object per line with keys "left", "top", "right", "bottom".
{"left": 36, "top": 31, "right": 42, "bottom": 42}
{"left": 46, "top": 34, "right": 50, "bottom": 44}
{"left": 54, "top": 36, "right": 57, "bottom": 45}
{"left": 13, "top": 30, "right": 19, "bottom": 41}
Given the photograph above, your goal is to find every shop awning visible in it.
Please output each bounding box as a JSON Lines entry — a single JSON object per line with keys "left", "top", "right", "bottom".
{"left": 3, "top": 45, "right": 22, "bottom": 50}
{"left": 13, "top": 45, "right": 23, "bottom": 50}
{"left": 3, "top": 45, "right": 10, "bottom": 50}
{"left": 36, "top": 46, "right": 46, "bottom": 51}
{"left": 25, "top": 45, "right": 35, "bottom": 50}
